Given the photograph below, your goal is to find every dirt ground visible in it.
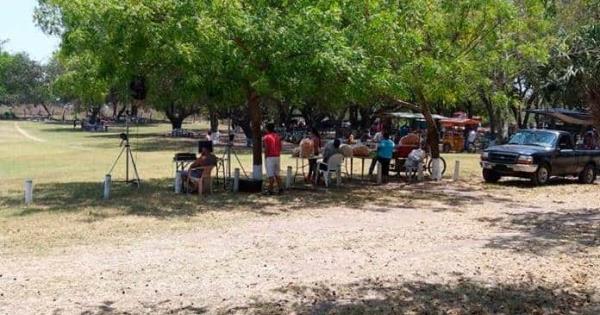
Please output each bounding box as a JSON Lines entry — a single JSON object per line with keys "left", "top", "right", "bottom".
{"left": 1, "top": 179, "right": 599, "bottom": 314}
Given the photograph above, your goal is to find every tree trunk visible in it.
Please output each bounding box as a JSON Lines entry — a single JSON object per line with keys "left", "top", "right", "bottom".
{"left": 420, "top": 102, "right": 440, "bottom": 159}
{"left": 170, "top": 117, "right": 184, "bottom": 129}
{"left": 130, "top": 104, "right": 139, "bottom": 118}
{"left": 466, "top": 101, "right": 474, "bottom": 118}
{"left": 210, "top": 111, "right": 219, "bottom": 132}
{"left": 349, "top": 106, "right": 359, "bottom": 129}
{"left": 247, "top": 88, "right": 263, "bottom": 179}
{"left": 116, "top": 104, "right": 127, "bottom": 121}
{"left": 40, "top": 103, "right": 52, "bottom": 119}
{"left": 89, "top": 106, "right": 100, "bottom": 124}
{"left": 276, "top": 101, "right": 290, "bottom": 128}
{"left": 112, "top": 102, "right": 119, "bottom": 118}
{"left": 480, "top": 91, "right": 497, "bottom": 136}
{"left": 587, "top": 88, "right": 600, "bottom": 130}
{"left": 164, "top": 102, "right": 194, "bottom": 130}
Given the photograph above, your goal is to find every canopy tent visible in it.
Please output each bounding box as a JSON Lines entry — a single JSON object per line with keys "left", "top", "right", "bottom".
{"left": 385, "top": 112, "right": 447, "bottom": 120}
{"left": 527, "top": 108, "right": 594, "bottom": 126}
{"left": 439, "top": 117, "right": 481, "bottom": 128}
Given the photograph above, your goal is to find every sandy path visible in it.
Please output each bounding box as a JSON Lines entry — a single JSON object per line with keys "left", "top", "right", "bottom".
{"left": 13, "top": 122, "right": 46, "bottom": 143}
{"left": 1, "top": 183, "right": 599, "bottom": 314}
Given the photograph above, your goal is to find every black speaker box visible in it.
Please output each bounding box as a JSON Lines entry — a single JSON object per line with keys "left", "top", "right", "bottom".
{"left": 238, "top": 179, "right": 263, "bottom": 193}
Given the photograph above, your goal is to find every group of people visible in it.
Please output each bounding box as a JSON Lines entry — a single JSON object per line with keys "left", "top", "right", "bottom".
{"left": 181, "top": 123, "right": 415, "bottom": 194}
{"left": 303, "top": 128, "right": 397, "bottom": 183}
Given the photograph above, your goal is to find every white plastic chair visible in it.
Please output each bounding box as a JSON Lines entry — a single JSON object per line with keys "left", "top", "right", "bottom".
{"left": 316, "top": 153, "right": 344, "bottom": 187}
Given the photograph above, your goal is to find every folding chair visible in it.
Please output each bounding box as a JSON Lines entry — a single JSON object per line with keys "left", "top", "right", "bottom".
{"left": 186, "top": 165, "right": 214, "bottom": 196}
{"left": 316, "top": 153, "right": 344, "bottom": 187}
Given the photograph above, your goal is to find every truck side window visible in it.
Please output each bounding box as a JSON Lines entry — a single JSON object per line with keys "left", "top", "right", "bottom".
{"left": 558, "top": 135, "right": 573, "bottom": 150}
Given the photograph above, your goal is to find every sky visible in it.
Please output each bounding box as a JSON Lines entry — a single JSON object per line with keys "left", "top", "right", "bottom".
{"left": 0, "top": 0, "right": 61, "bottom": 63}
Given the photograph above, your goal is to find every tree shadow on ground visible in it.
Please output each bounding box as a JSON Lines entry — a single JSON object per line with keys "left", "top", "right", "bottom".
{"left": 1, "top": 179, "right": 516, "bottom": 220}
{"left": 367, "top": 181, "right": 517, "bottom": 213}
{"left": 219, "top": 277, "right": 597, "bottom": 315}
{"left": 490, "top": 177, "right": 599, "bottom": 188}
{"left": 70, "top": 299, "right": 207, "bottom": 315}
{"left": 479, "top": 208, "right": 600, "bottom": 254}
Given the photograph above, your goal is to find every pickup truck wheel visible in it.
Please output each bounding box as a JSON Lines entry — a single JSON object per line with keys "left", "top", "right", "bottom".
{"left": 531, "top": 164, "right": 550, "bottom": 186}
{"left": 578, "top": 164, "right": 597, "bottom": 184}
{"left": 482, "top": 169, "right": 501, "bottom": 183}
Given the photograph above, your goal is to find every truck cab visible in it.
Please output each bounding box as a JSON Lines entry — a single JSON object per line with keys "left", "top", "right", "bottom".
{"left": 480, "top": 129, "right": 600, "bottom": 185}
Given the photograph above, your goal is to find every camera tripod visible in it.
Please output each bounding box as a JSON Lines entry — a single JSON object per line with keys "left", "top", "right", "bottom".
{"left": 220, "top": 135, "right": 248, "bottom": 190}
{"left": 108, "top": 118, "right": 141, "bottom": 187}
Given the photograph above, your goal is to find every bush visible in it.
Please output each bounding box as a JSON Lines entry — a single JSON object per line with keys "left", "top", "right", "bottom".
{"left": 2, "top": 112, "right": 17, "bottom": 120}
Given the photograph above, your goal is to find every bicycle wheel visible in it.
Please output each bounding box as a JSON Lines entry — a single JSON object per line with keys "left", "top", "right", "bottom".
{"left": 426, "top": 156, "right": 447, "bottom": 175}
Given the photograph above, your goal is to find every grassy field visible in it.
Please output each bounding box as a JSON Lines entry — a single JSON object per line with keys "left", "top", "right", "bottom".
{"left": 0, "top": 120, "right": 480, "bottom": 253}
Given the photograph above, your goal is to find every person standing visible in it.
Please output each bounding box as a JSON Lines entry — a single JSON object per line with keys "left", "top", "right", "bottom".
{"left": 368, "top": 130, "right": 384, "bottom": 176}
{"left": 307, "top": 127, "right": 322, "bottom": 182}
{"left": 376, "top": 132, "right": 395, "bottom": 181}
{"left": 467, "top": 128, "right": 477, "bottom": 151}
{"left": 263, "top": 123, "right": 283, "bottom": 194}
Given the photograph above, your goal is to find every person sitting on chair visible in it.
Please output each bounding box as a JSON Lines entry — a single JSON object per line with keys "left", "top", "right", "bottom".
{"left": 182, "top": 146, "right": 217, "bottom": 192}
{"left": 316, "top": 139, "right": 341, "bottom": 184}
{"left": 322, "top": 138, "right": 341, "bottom": 163}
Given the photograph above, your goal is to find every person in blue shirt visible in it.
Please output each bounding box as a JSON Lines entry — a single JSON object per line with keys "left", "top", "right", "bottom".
{"left": 376, "top": 132, "right": 395, "bottom": 180}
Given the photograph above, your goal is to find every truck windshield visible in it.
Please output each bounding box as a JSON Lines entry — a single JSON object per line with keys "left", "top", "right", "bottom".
{"left": 508, "top": 131, "right": 557, "bottom": 148}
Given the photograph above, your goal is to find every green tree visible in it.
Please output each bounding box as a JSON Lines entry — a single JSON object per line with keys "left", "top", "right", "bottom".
{"left": 0, "top": 51, "right": 64, "bottom": 118}
{"left": 36, "top": 0, "right": 228, "bottom": 129}
{"left": 211, "top": 1, "right": 366, "bottom": 178}
{"left": 53, "top": 52, "right": 109, "bottom": 122}
{"left": 347, "top": 0, "right": 552, "bottom": 173}
{"left": 541, "top": 0, "right": 600, "bottom": 127}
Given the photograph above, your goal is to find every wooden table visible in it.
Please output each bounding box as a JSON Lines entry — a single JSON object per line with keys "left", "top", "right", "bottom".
{"left": 292, "top": 155, "right": 322, "bottom": 183}
{"left": 348, "top": 155, "right": 372, "bottom": 181}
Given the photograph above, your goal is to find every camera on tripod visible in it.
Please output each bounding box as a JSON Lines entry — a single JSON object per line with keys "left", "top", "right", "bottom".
{"left": 119, "top": 132, "right": 129, "bottom": 146}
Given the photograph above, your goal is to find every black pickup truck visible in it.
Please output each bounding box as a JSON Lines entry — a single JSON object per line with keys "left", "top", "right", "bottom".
{"left": 480, "top": 129, "right": 600, "bottom": 185}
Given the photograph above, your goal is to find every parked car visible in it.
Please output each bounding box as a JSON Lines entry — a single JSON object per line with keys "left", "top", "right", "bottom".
{"left": 480, "top": 129, "right": 600, "bottom": 185}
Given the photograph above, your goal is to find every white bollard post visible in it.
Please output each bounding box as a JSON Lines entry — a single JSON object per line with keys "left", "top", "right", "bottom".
{"left": 104, "top": 175, "right": 112, "bottom": 199}
{"left": 24, "top": 179, "right": 33, "bottom": 205}
{"left": 233, "top": 168, "right": 240, "bottom": 192}
{"left": 453, "top": 160, "right": 460, "bottom": 182}
{"left": 376, "top": 162, "right": 383, "bottom": 185}
{"left": 431, "top": 158, "right": 443, "bottom": 181}
{"left": 174, "top": 171, "right": 182, "bottom": 194}
{"left": 286, "top": 166, "right": 293, "bottom": 189}
{"left": 417, "top": 162, "right": 424, "bottom": 182}
{"left": 252, "top": 165, "right": 262, "bottom": 181}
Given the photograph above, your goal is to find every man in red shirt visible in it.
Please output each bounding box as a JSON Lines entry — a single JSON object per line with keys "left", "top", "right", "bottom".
{"left": 263, "top": 123, "right": 283, "bottom": 194}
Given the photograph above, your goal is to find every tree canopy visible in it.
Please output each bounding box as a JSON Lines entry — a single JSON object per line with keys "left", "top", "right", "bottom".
{"left": 32, "top": 0, "right": 600, "bottom": 173}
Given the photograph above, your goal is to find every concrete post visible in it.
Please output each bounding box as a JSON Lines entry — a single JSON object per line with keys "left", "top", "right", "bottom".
{"left": 174, "top": 171, "right": 182, "bottom": 194}
{"left": 376, "top": 162, "right": 382, "bottom": 184}
{"left": 286, "top": 166, "right": 293, "bottom": 189}
{"left": 233, "top": 168, "right": 240, "bottom": 192}
{"left": 104, "top": 175, "right": 111, "bottom": 200}
{"left": 453, "top": 160, "right": 460, "bottom": 182}
{"left": 24, "top": 179, "right": 33, "bottom": 205}
{"left": 431, "top": 158, "right": 443, "bottom": 181}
